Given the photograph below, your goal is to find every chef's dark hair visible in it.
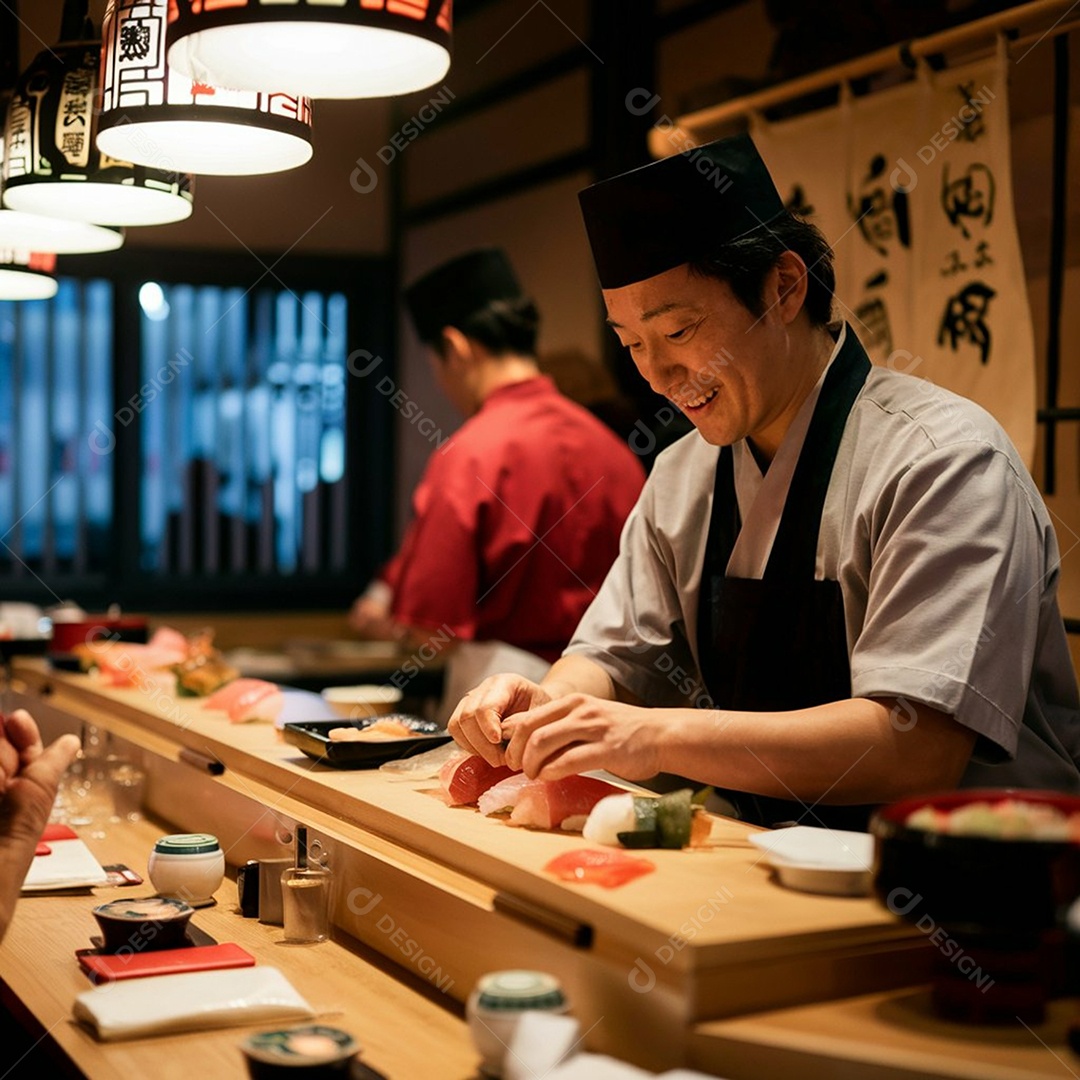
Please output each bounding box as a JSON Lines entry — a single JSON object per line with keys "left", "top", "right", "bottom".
{"left": 688, "top": 212, "right": 834, "bottom": 327}
{"left": 430, "top": 296, "right": 540, "bottom": 358}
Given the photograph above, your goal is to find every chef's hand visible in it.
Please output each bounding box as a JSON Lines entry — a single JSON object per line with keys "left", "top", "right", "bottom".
{"left": 447, "top": 676, "right": 553, "bottom": 767}
{"left": 347, "top": 594, "right": 406, "bottom": 642}
{"left": 502, "top": 694, "right": 665, "bottom": 781}
{"left": 0, "top": 710, "right": 80, "bottom": 846}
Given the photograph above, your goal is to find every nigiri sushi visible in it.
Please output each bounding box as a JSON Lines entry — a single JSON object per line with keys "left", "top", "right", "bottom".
{"left": 328, "top": 719, "right": 414, "bottom": 741}
{"left": 439, "top": 754, "right": 518, "bottom": 806}
{"left": 202, "top": 678, "right": 283, "bottom": 723}
{"left": 509, "top": 776, "right": 625, "bottom": 831}
{"left": 476, "top": 773, "right": 625, "bottom": 830}
{"left": 582, "top": 789, "right": 711, "bottom": 848}
{"left": 478, "top": 773, "right": 532, "bottom": 816}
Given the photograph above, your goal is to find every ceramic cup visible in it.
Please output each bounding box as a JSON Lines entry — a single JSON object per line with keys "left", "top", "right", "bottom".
{"left": 466, "top": 970, "right": 569, "bottom": 1078}
{"left": 148, "top": 833, "right": 225, "bottom": 907}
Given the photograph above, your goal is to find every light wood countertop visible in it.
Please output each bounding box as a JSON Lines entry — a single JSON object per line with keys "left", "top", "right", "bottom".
{"left": 2, "top": 815, "right": 478, "bottom": 1080}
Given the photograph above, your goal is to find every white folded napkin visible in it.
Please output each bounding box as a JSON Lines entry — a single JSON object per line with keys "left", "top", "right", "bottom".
{"left": 22, "top": 836, "right": 109, "bottom": 892}
{"left": 73, "top": 966, "right": 314, "bottom": 1041}
{"left": 504, "top": 1012, "right": 582, "bottom": 1080}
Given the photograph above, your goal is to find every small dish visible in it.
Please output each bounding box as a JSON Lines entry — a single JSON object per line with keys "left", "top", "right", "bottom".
{"left": 240, "top": 1024, "right": 357, "bottom": 1077}
{"left": 748, "top": 826, "right": 874, "bottom": 896}
{"left": 92, "top": 896, "right": 194, "bottom": 952}
{"left": 282, "top": 716, "right": 452, "bottom": 768}
{"left": 320, "top": 685, "right": 403, "bottom": 720}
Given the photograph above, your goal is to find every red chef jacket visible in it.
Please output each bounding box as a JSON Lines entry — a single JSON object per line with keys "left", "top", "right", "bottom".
{"left": 384, "top": 376, "right": 645, "bottom": 662}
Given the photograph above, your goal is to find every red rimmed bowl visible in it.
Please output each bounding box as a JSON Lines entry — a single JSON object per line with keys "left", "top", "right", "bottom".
{"left": 49, "top": 616, "right": 148, "bottom": 665}
{"left": 871, "top": 789, "right": 1080, "bottom": 1023}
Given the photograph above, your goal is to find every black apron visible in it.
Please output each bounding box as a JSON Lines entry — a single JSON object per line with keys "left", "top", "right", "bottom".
{"left": 695, "top": 328, "right": 875, "bottom": 829}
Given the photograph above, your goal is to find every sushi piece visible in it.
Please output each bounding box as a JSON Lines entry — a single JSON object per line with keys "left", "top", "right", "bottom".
{"left": 544, "top": 849, "right": 655, "bottom": 888}
{"left": 439, "top": 754, "right": 518, "bottom": 807}
{"left": 583, "top": 789, "right": 711, "bottom": 849}
{"left": 202, "top": 678, "right": 283, "bottom": 723}
{"left": 327, "top": 719, "right": 415, "bottom": 742}
{"left": 147, "top": 626, "right": 190, "bottom": 655}
{"left": 478, "top": 773, "right": 532, "bottom": 816}
{"left": 583, "top": 793, "right": 649, "bottom": 845}
{"left": 509, "top": 775, "right": 625, "bottom": 831}
{"left": 379, "top": 741, "right": 459, "bottom": 778}
{"left": 78, "top": 639, "right": 188, "bottom": 688}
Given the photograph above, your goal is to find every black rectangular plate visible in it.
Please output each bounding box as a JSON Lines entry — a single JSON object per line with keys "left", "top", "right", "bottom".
{"left": 282, "top": 715, "right": 452, "bottom": 769}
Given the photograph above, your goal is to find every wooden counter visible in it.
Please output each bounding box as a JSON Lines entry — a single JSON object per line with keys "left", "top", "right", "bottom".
{"left": 9, "top": 661, "right": 934, "bottom": 1070}
{"left": 690, "top": 988, "right": 1080, "bottom": 1079}
{"left": 1, "top": 815, "right": 477, "bottom": 1080}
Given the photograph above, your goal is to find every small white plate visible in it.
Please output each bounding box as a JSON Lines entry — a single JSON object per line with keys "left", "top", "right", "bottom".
{"left": 748, "top": 826, "right": 874, "bottom": 896}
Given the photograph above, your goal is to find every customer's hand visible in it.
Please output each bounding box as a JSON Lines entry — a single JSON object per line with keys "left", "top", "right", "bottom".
{"left": 0, "top": 710, "right": 79, "bottom": 846}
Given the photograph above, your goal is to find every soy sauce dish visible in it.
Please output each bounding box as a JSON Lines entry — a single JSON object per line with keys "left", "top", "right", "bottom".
{"left": 240, "top": 1025, "right": 357, "bottom": 1078}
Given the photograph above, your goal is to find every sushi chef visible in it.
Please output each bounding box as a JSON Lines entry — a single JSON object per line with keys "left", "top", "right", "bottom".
{"left": 349, "top": 248, "right": 646, "bottom": 712}
{"left": 449, "top": 135, "right": 1080, "bottom": 827}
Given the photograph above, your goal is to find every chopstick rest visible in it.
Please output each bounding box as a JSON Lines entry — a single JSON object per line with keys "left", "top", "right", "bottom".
{"left": 73, "top": 966, "right": 314, "bottom": 1041}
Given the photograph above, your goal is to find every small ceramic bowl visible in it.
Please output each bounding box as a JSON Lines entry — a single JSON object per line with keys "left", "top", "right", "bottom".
{"left": 240, "top": 1025, "right": 358, "bottom": 1078}
{"left": 320, "top": 685, "right": 403, "bottom": 720}
{"left": 148, "top": 833, "right": 225, "bottom": 907}
{"left": 466, "top": 971, "right": 569, "bottom": 1077}
{"left": 92, "top": 896, "right": 194, "bottom": 953}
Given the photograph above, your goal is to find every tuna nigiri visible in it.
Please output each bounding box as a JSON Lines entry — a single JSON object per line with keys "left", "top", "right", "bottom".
{"left": 510, "top": 776, "right": 626, "bottom": 831}
{"left": 476, "top": 772, "right": 625, "bottom": 830}
{"left": 203, "top": 678, "right": 283, "bottom": 723}
{"left": 544, "top": 848, "right": 656, "bottom": 888}
{"left": 439, "top": 754, "right": 518, "bottom": 806}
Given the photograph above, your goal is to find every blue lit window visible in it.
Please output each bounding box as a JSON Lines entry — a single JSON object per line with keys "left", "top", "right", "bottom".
{"left": 137, "top": 283, "right": 349, "bottom": 576}
{"left": 0, "top": 279, "right": 113, "bottom": 581}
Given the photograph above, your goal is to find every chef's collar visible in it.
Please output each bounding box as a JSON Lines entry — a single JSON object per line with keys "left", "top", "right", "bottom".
{"left": 405, "top": 248, "right": 524, "bottom": 344}
{"left": 578, "top": 133, "right": 785, "bottom": 290}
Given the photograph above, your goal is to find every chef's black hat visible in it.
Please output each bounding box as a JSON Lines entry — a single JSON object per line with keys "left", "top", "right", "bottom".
{"left": 405, "top": 248, "right": 524, "bottom": 344}
{"left": 578, "top": 133, "right": 785, "bottom": 290}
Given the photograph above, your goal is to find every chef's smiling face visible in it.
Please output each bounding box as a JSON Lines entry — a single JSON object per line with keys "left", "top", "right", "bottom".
{"left": 603, "top": 255, "right": 812, "bottom": 454}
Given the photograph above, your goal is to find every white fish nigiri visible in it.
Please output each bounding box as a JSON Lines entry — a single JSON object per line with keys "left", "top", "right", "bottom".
{"left": 582, "top": 793, "right": 637, "bottom": 846}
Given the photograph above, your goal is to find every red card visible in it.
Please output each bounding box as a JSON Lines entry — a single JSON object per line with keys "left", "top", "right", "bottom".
{"left": 76, "top": 943, "right": 256, "bottom": 984}
{"left": 40, "top": 824, "right": 78, "bottom": 842}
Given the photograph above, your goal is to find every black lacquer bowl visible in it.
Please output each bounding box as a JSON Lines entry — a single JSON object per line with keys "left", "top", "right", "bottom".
{"left": 871, "top": 789, "right": 1080, "bottom": 1023}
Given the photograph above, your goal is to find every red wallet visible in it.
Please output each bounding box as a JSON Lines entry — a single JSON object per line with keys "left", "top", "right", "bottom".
{"left": 76, "top": 943, "right": 256, "bottom": 984}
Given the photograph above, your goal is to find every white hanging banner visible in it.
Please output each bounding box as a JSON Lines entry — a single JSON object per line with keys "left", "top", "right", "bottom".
{"left": 750, "top": 105, "right": 855, "bottom": 305}
{"left": 908, "top": 51, "right": 1035, "bottom": 465}
{"left": 747, "top": 51, "right": 1035, "bottom": 465}
{"left": 844, "top": 78, "right": 923, "bottom": 365}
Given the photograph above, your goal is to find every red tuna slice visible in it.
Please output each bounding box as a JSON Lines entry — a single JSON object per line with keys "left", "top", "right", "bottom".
{"left": 509, "top": 776, "right": 625, "bottom": 831}
{"left": 544, "top": 848, "right": 655, "bottom": 888}
{"left": 439, "top": 754, "right": 518, "bottom": 806}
